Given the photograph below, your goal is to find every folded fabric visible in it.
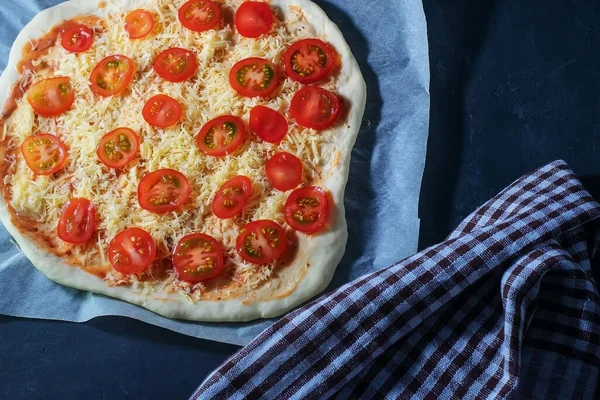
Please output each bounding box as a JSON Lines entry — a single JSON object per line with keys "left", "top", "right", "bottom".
{"left": 191, "top": 160, "right": 600, "bottom": 400}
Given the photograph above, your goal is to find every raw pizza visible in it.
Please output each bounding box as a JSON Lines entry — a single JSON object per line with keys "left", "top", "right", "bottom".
{"left": 0, "top": 0, "right": 366, "bottom": 321}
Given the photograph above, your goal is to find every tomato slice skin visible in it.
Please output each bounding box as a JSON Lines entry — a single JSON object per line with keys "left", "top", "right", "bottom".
{"left": 249, "top": 106, "right": 288, "bottom": 143}
{"left": 284, "top": 186, "right": 329, "bottom": 234}
{"left": 137, "top": 169, "right": 191, "bottom": 213}
{"left": 196, "top": 115, "right": 247, "bottom": 157}
{"left": 57, "top": 198, "right": 96, "bottom": 244}
{"left": 89, "top": 55, "right": 136, "bottom": 97}
{"left": 153, "top": 48, "right": 198, "bottom": 83}
{"left": 142, "top": 94, "right": 182, "bottom": 128}
{"left": 212, "top": 175, "right": 253, "bottom": 219}
{"left": 173, "top": 233, "right": 224, "bottom": 283}
{"left": 21, "top": 134, "right": 67, "bottom": 175}
{"left": 61, "top": 24, "right": 94, "bottom": 53}
{"left": 284, "top": 38, "right": 335, "bottom": 84}
{"left": 290, "top": 86, "right": 342, "bottom": 130}
{"left": 236, "top": 220, "right": 288, "bottom": 264}
{"left": 108, "top": 227, "right": 157, "bottom": 274}
{"left": 96, "top": 127, "right": 139, "bottom": 169}
{"left": 125, "top": 9, "right": 155, "bottom": 39}
{"left": 229, "top": 58, "right": 279, "bottom": 98}
{"left": 235, "top": 1, "right": 273, "bottom": 38}
{"left": 26, "top": 77, "right": 75, "bottom": 118}
{"left": 266, "top": 152, "right": 303, "bottom": 192}
{"left": 178, "top": 0, "right": 221, "bottom": 33}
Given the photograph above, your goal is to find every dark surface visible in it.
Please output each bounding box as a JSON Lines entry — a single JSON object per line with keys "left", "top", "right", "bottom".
{"left": 2, "top": 0, "right": 600, "bottom": 399}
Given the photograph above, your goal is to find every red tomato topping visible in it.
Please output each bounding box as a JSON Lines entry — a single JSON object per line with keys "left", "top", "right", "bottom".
{"left": 236, "top": 220, "right": 288, "bottom": 264}
{"left": 178, "top": 0, "right": 221, "bottom": 32}
{"left": 235, "top": 1, "right": 273, "bottom": 38}
{"left": 283, "top": 38, "right": 335, "bottom": 84}
{"left": 142, "top": 94, "right": 182, "bottom": 128}
{"left": 173, "top": 233, "right": 224, "bottom": 283}
{"left": 26, "top": 77, "right": 75, "bottom": 118}
{"left": 96, "top": 127, "right": 139, "bottom": 169}
{"left": 229, "top": 58, "right": 279, "bottom": 98}
{"left": 284, "top": 186, "right": 329, "bottom": 233}
{"left": 290, "top": 86, "right": 342, "bottom": 130}
{"left": 125, "top": 9, "right": 155, "bottom": 39}
{"left": 196, "top": 115, "right": 246, "bottom": 157}
{"left": 57, "top": 198, "right": 96, "bottom": 244}
{"left": 61, "top": 24, "right": 94, "bottom": 53}
{"left": 108, "top": 227, "right": 156, "bottom": 274}
{"left": 249, "top": 105, "right": 288, "bottom": 143}
{"left": 89, "top": 55, "right": 136, "bottom": 97}
{"left": 153, "top": 48, "right": 198, "bottom": 83}
{"left": 266, "top": 152, "right": 303, "bottom": 192}
{"left": 212, "top": 176, "right": 253, "bottom": 219}
{"left": 21, "top": 134, "right": 67, "bottom": 175}
{"left": 137, "top": 169, "right": 191, "bottom": 213}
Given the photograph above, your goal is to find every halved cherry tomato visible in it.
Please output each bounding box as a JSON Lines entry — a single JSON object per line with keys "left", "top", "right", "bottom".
{"left": 212, "top": 176, "right": 252, "bottom": 219}
{"left": 21, "top": 134, "right": 67, "bottom": 175}
{"left": 178, "top": 0, "right": 221, "bottom": 32}
{"left": 138, "top": 169, "right": 190, "bottom": 213}
{"left": 57, "top": 198, "right": 96, "bottom": 244}
{"left": 125, "top": 9, "right": 155, "bottom": 39}
{"left": 236, "top": 220, "right": 288, "bottom": 264}
{"left": 96, "top": 127, "right": 139, "bottom": 169}
{"left": 108, "top": 227, "right": 156, "bottom": 274}
{"left": 284, "top": 38, "right": 335, "bottom": 84}
{"left": 142, "top": 94, "right": 182, "bottom": 128}
{"left": 266, "top": 152, "right": 303, "bottom": 191}
{"left": 284, "top": 186, "right": 328, "bottom": 234}
{"left": 290, "top": 86, "right": 342, "bottom": 130}
{"left": 173, "top": 233, "right": 224, "bottom": 282}
{"left": 89, "top": 55, "right": 136, "bottom": 97}
{"left": 196, "top": 115, "right": 246, "bottom": 157}
{"left": 26, "top": 77, "right": 75, "bottom": 118}
{"left": 235, "top": 1, "right": 273, "bottom": 38}
{"left": 61, "top": 24, "right": 94, "bottom": 53}
{"left": 249, "top": 105, "right": 288, "bottom": 143}
{"left": 229, "top": 58, "right": 279, "bottom": 98}
{"left": 153, "top": 48, "right": 198, "bottom": 83}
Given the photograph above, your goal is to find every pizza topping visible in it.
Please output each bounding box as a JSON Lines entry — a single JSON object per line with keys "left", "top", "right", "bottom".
{"left": 61, "top": 24, "right": 94, "bottom": 53}
{"left": 229, "top": 58, "right": 279, "bottom": 98}
{"left": 235, "top": 1, "right": 273, "bottom": 38}
{"left": 284, "top": 186, "right": 329, "bottom": 233}
{"left": 138, "top": 169, "right": 191, "bottom": 213}
{"left": 266, "top": 152, "right": 303, "bottom": 192}
{"left": 125, "top": 9, "right": 155, "bottom": 39}
{"left": 178, "top": 0, "right": 221, "bottom": 33}
{"left": 173, "top": 233, "right": 224, "bottom": 282}
{"left": 57, "top": 198, "right": 96, "bottom": 244}
{"left": 90, "top": 55, "right": 136, "bottom": 97}
{"left": 108, "top": 227, "right": 156, "bottom": 274}
{"left": 290, "top": 86, "right": 342, "bottom": 130}
{"left": 249, "top": 105, "right": 288, "bottom": 143}
{"left": 142, "top": 94, "right": 182, "bottom": 128}
{"left": 212, "top": 175, "right": 253, "bottom": 219}
{"left": 153, "top": 48, "right": 198, "bottom": 83}
{"left": 26, "top": 77, "right": 75, "bottom": 118}
{"left": 236, "top": 220, "right": 288, "bottom": 264}
{"left": 21, "top": 134, "right": 67, "bottom": 175}
{"left": 284, "top": 38, "right": 335, "bottom": 84}
{"left": 96, "top": 127, "right": 139, "bottom": 169}
{"left": 196, "top": 115, "right": 246, "bottom": 156}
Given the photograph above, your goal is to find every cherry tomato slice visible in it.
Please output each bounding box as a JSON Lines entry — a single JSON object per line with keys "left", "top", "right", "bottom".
{"left": 266, "top": 152, "right": 303, "bottom": 192}
{"left": 89, "top": 55, "right": 136, "bottom": 97}
{"left": 236, "top": 220, "right": 288, "bottom": 264}
{"left": 212, "top": 176, "right": 253, "bottom": 219}
{"left": 142, "top": 94, "right": 182, "bottom": 128}
{"left": 96, "top": 127, "right": 139, "bottom": 169}
{"left": 21, "top": 134, "right": 67, "bottom": 175}
{"left": 61, "top": 24, "right": 94, "bottom": 53}
{"left": 290, "top": 86, "right": 342, "bottom": 130}
{"left": 284, "top": 186, "right": 329, "bottom": 234}
{"left": 249, "top": 105, "right": 288, "bottom": 143}
{"left": 284, "top": 38, "right": 335, "bottom": 84}
{"left": 235, "top": 1, "right": 273, "bottom": 38}
{"left": 26, "top": 77, "right": 75, "bottom": 118}
{"left": 178, "top": 0, "right": 221, "bottom": 32}
{"left": 196, "top": 115, "right": 246, "bottom": 157}
{"left": 57, "top": 198, "right": 96, "bottom": 244}
{"left": 138, "top": 169, "right": 191, "bottom": 213}
{"left": 125, "top": 9, "right": 155, "bottom": 39}
{"left": 229, "top": 58, "right": 279, "bottom": 98}
{"left": 173, "top": 233, "right": 224, "bottom": 283}
{"left": 153, "top": 48, "right": 198, "bottom": 83}
{"left": 108, "top": 227, "right": 156, "bottom": 274}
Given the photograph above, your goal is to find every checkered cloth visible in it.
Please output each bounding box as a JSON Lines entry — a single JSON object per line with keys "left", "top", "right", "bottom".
{"left": 191, "top": 160, "right": 600, "bottom": 399}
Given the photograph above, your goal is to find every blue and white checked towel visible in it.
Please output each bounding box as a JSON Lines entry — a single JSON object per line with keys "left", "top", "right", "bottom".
{"left": 192, "top": 160, "right": 600, "bottom": 399}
